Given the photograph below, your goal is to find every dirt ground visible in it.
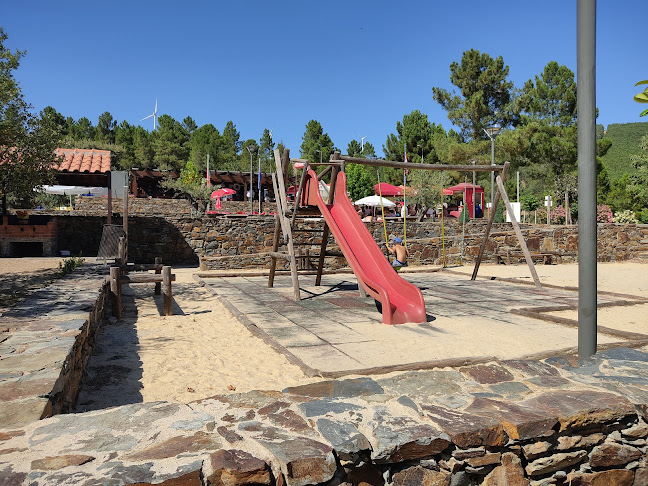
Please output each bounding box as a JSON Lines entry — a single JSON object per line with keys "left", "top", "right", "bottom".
{"left": 0, "top": 257, "right": 65, "bottom": 315}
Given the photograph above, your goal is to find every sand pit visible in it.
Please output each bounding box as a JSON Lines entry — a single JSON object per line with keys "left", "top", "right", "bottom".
{"left": 72, "top": 260, "right": 647, "bottom": 408}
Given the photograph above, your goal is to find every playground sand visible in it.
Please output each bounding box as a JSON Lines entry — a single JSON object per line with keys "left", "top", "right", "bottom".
{"left": 126, "top": 261, "right": 646, "bottom": 404}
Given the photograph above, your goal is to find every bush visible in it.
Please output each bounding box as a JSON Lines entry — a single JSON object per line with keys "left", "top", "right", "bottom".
{"left": 596, "top": 204, "right": 613, "bottom": 223}
{"left": 551, "top": 205, "right": 567, "bottom": 224}
{"left": 612, "top": 209, "right": 639, "bottom": 224}
{"left": 58, "top": 256, "right": 85, "bottom": 276}
{"left": 636, "top": 210, "right": 648, "bottom": 224}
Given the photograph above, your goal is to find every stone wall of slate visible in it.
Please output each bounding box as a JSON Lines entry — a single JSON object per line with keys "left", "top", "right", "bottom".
{"left": 40, "top": 210, "right": 648, "bottom": 266}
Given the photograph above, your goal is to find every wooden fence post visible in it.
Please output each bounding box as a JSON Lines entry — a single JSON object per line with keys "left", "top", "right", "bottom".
{"left": 162, "top": 266, "right": 172, "bottom": 316}
{"left": 109, "top": 266, "right": 122, "bottom": 319}
{"left": 154, "top": 257, "right": 162, "bottom": 295}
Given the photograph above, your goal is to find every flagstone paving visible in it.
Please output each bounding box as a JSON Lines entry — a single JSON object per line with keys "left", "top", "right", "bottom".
{"left": 201, "top": 271, "right": 648, "bottom": 376}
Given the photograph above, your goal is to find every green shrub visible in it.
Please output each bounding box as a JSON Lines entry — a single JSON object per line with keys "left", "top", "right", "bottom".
{"left": 58, "top": 255, "right": 85, "bottom": 276}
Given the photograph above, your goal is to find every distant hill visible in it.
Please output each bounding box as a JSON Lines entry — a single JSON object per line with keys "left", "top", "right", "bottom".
{"left": 599, "top": 122, "right": 648, "bottom": 181}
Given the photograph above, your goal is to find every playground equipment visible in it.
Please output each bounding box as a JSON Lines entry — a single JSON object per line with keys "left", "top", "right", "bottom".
{"left": 266, "top": 149, "right": 542, "bottom": 324}
{"left": 267, "top": 149, "right": 426, "bottom": 325}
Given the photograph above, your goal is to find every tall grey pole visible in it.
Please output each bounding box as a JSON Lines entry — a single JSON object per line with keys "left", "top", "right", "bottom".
{"left": 490, "top": 138, "right": 495, "bottom": 210}
{"left": 577, "top": 0, "right": 597, "bottom": 358}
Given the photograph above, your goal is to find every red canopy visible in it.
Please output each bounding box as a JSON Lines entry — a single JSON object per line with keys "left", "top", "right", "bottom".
{"left": 445, "top": 183, "right": 484, "bottom": 194}
{"left": 374, "top": 183, "right": 415, "bottom": 197}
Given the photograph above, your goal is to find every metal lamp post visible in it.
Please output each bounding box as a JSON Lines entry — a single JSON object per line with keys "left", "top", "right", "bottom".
{"left": 247, "top": 145, "right": 256, "bottom": 214}
{"left": 483, "top": 124, "right": 501, "bottom": 215}
{"left": 315, "top": 149, "right": 323, "bottom": 164}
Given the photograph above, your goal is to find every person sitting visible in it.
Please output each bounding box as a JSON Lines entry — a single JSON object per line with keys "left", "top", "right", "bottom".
{"left": 475, "top": 204, "right": 484, "bottom": 218}
{"left": 386, "top": 237, "right": 409, "bottom": 269}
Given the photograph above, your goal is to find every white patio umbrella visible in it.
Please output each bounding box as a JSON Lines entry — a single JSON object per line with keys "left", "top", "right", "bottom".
{"left": 354, "top": 195, "right": 396, "bottom": 207}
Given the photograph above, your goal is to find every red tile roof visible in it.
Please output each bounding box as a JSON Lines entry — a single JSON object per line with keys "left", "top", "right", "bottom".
{"left": 54, "top": 148, "right": 111, "bottom": 173}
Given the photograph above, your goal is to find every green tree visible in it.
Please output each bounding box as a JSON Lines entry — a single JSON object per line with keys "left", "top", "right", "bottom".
{"left": 95, "top": 111, "right": 116, "bottom": 143}
{"left": 39, "top": 106, "right": 67, "bottom": 141}
{"left": 347, "top": 140, "right": 362, "bottom": 157}
{"left": 517, "top": 61, "right": 577, "bottom": 127}
{"left": 115, "top": 120, "right": 136, "bottom": 169}
{"left": 218, "top": 121, "right": 240, "bottom": 170}
{"left": 0, "top": 27, "right": 58, "bottom": 211}
{"left": 432, "top": 49, "right": 515, "bottom": 141}
{"left": 258, "top": 128, "right": 275, "bottom": 173}
{"left": 152, "top": 114, "right": 189, "bottom": 170}
{"left": 188, "top": 123, "right": 221, "bottom": 172}
{"left": 300, "top": 120, "right": 334, "bottom": 166}
{"left": 182, "top": 116, "right": 197, "bottom": 134}
{"left": 383, "top": 110, "right": 444, "bottom": 163}
{"left": 133, "top": 126, "right": 153, "bottom": 168}
{"left": 627, "top": 133, "right": 648, "bottom": 209}
{"left": 70, "top": 117, "right": 95, "bottom": 140}
{"left": 160, "top": 159, "right": 212, "bottom": 215}
{"left": 345, "top": 163, "right": 375, "bottom": 201}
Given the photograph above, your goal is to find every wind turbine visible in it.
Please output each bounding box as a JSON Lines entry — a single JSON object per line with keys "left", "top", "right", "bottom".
{"left": 141, "top": 98, "right": 158, "bottom": 130}
{"left": 355, "top": 131, "right": 367, "bottom": 152}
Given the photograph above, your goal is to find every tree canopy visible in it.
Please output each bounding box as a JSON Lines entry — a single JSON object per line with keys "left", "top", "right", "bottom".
{"left": 0, "top": 27, "right": 58, "bottom": 210}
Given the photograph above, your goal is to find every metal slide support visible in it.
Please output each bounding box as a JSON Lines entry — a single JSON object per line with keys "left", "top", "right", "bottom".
{"left": 577, "top": 0, "right": 598, "bottom": 358}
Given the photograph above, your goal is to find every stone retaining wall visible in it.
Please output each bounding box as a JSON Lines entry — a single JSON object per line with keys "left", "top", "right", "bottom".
{"left": 3, "top": 349, "right": 648, "bottom": 485}
{"left": 0, "top": 264, "right": 110, "bottom": 428}
{"left": 12, "top": 207, "right": 648, "bottom": 265}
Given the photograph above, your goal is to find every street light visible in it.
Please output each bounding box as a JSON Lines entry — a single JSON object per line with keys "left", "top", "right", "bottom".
{"left": 247, "top": 145, "right": 256, "bottom": 214}
{"left": 315, "top": 149, "right": 322, "bottom": 164}
{"left": 470, "top": 158, "right": 477, "bottom": 218}
{"left": 483, "top": 124, "right": 501, "bottom": 213}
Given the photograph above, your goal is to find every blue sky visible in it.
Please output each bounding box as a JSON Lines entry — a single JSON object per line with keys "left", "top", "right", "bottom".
{"left": 3, "top": 1, "right": 645, "bottom": 157}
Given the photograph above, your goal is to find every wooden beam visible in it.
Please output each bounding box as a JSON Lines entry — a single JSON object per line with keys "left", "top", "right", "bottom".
{"left": 472, "top": 162, "right": 510, "bottom": 280}
{"left": 339, "top": 155, "right": 505, "bottom": 173}
{"left": 496, "top": 175, "right": 542, "bottom": 289}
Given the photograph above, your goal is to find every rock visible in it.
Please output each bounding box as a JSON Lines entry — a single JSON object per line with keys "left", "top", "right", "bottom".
{"left": 522, "top": 441, "right": 553, "bottom": 460}
{"left": 423, "top": 404, "right": 507, "bottom": 448}
{"left": 241, "top": 423, "right": 336, "bottom": 486}
{"left": 363, "top": 410, "right": 451, "bottom": 463}
{"left": 282, "top": 378, "right": 384, "bottom": 398}
{"left": 525, "top": 450, "right": 587, "bottom": 476}
{"left": 448, "top": 471, "right": 471, "bottom": 486}
{"left": 451, "top": 447, "right": 485, "bottom": 460}
{"left": 466, "top": 452, "right": 501, "bottom": 468}
{"left": 459, "top": 364, "right": 515, "bottom": 384}
{"left": 589, "top": 442, "right": 642, "bottom": 467}
{"left": 568, "top": 469, "right": 634, "bottom": 486}
{"left": 392, "top": 466, "right": 450, "bottom": 486}
{"left": 315, "top": 418, "right": 371, "bottom": 461}
{"left": 622, "top": 422, "right": 648, "bottom": 439}
{"left": 482, "top": 453, "right": 529, "bottom": 486}
{"left": 202, "top": 449, "right": 271, "bottom": 486}
{"left": 634, "top": 467, "right": 648, "bottom": 486}
{"left": 557, "top": 435, "right": 581, "bottom": 450}
{"left": 466, "top": 397, "right": 557, "bottom": 441}
{"left": 124, "top": 432, "right": 221, "bottom": 461}
{"left": 31, "top": 454, "right": 95, "bottom": 470}
{"left": 521, "top": 390, "right": 636, "bottom": 433}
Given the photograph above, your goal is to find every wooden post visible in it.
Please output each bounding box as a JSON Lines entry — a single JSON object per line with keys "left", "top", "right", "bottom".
{"left": 472, "top": 162, "right": 510, "bottom": 280}
{"left": 110, "top": 266, "right": 121, "bottom": 319}
{"left": 107, "top": 173, "right": 112, "bottom": 225}
{"left": 123, "top": 186, "right": 129, "bottom": 263}
{"left": 162, "top": 266, "right": 173, "bottom": 316}
{"left": 496, "top": 175, "right": 543, "bottom": 289}
{"left": 154, "top": 257, "right": 162, "bottom": 295}
{"left": 118, "top": 237, "right": 126, "bottom": 267}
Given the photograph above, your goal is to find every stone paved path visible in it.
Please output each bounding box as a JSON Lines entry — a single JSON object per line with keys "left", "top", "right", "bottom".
{"left": 201, "top": 271, "right": 648, "bottom": 376}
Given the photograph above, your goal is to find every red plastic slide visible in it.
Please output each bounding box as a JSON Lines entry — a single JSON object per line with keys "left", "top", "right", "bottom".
{"left": 302, "top": 169, "right": 427, "bottom": 324}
